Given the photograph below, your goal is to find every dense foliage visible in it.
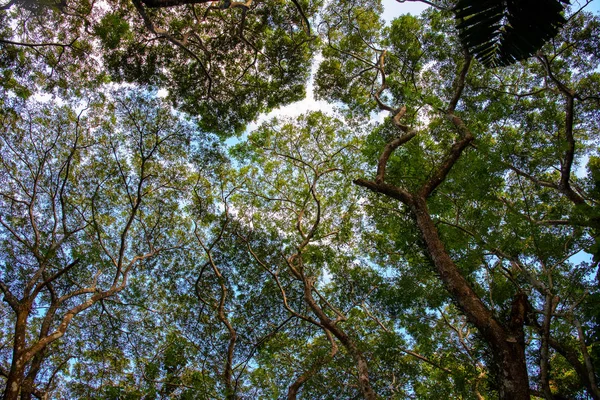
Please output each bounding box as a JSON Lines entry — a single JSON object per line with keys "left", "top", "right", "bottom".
{"left": 1, "top": 0, "right": 599, "bottom": 399}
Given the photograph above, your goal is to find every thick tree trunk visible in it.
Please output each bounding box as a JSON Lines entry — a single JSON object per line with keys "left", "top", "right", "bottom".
{"left": 3, "top": 309, "right": 29, "bottom": 400}
{"left": 19, "top": 350, "right": 45, "bottom": 400}
{"left": 3, "top": 362, "right": 25, "bottom": 400}
{"left": 410, "top": 198, "right": 530, "bottom": 400}
{"left": 491, "top": 340, "right": 530, "bottom": 400}
{"left": 20, "top": 308, "right": 53, "bottom": 400}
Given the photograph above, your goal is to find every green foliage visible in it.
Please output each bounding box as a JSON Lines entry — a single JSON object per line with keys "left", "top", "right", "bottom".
{"left": 1, "top": 1, "right": 599, "bottom": 399}
{"left": 94, "top": 13, "right": 132, "bottom": 50}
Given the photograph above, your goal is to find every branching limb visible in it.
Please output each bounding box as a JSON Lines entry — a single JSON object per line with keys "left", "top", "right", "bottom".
{"left": 540, "top": 294, "right": 558, "bottom": 400}
{"left": 132, "top": 0, "right": 213, "bottom": 96}
{"left": 374, "top": 110, "right": 418, "bottom": 184}
{"left": 354, "top": 179, "right": 413, "bottom": 204}
{"left": 287, "top": 329, "right": 338, "bottom": 399}
{"left": 290, "top": 0, "right": 312, "bottom": 35}
{"left": 418, "top": 121, "right": 473, "bottom": 198}
{"left": 447, "top": 53, "right": 472, "bottom": 114}
{"left": 419, "top": 54, "right": 474, "bottom": 198}
{"left": 537, "top": 54, "right": 586, "bottom": 205}
{"left": 0, "top": 280, "right": 19, "bottom": 311}
{"left": 573, "top": 318, "right": 600, "bottom": 398}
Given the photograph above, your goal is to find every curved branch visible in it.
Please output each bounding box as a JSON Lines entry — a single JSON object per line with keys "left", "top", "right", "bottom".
{"left": 419, "top": 121, "right": 473, "bottom": 198}
{"left": 287, "top": 330, "right": 337, "bottom": 399}
{"left": 290, "top": 0, "right": 312, "bottom": 35}
{"left": 132, "top": 0, "right": 213, "bottom": 96}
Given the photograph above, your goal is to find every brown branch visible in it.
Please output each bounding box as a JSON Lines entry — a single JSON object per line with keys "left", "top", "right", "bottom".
{"left": 141, "top": 0, "right": 213, "bottom": 7}
{"left": 287, "top": 330, "right": 337, "bottom": 399}
{"left": 544, "top": 334, "right": 600, "bottom": 399}
{"left": 301, "top": 278, "right": 378, "bottom": 399}
{"left": 447, "top": 53, "right": 472, "bottom": 113}
{"left": 245, "top": 242, "right": 321, "bottom": 328}
{"left": 132, "top": 0, "right": 213, "bottom": 96}
{"left": 373, "top": 50, "right": 395, "bottom": 113}
{"left": 290, "top": 0, "right": 312, "bottom": 35}
{"left": 375, "top": 110, "right": 418, "bottom": 185}
{"left": 418, "top": 115, "right": 473, "bottom": 198}
{"left": 232, "top": 315, "right": 294, "bottom": 390}
{"left": 194, "top": 201, "right": 239, "bottom": 399}
{"left": 313, "top": 287, "right": 347, "bottom": 323}
{"left": 0, "top": 280, "right": 19, "bottom": 311}
{"left": 0, "top": 38, "right": 78, "bottom": 48}
{"left": 559, "top": 94, "right": 585, "bottom": 205}
{"left": 573, "top": 318, "right": 600, "bottom": 399}
{"left": 540, "top": 294, "right": 558, "bottom": 400}
{"left": 23, "top": 286, "right": 120, "bottom": 363}
{"left": 353, "top": 178, "right": 413, "bottom": 204}
{"left": 537, "top": 54, "right": 586, "bottom": 205}
{"left": 31, "top": 259, "right": 80, "bottom": 299}
{"left": 418, "top": 53, "right": 474, "bottom": 198}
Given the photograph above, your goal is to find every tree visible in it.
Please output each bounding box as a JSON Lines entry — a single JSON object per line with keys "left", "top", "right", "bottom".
{"left": 0, "top": 0, "right": 319, "bottom": 135}
{"left": 318, "top": 2, "right": 599, "bottom": 398}
{"left": 1, "top": 0, "right": 599, "bottom": 398}
{"left": 230, "top": 112, "right": 385, "bottom": 398}
{"left": 0, "top": 90, "right": 192, "bottom": 399}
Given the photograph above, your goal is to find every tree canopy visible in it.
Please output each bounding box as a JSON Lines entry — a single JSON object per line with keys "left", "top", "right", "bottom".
{"left": 1, "top": 0, "right": 599, "bottom": 399}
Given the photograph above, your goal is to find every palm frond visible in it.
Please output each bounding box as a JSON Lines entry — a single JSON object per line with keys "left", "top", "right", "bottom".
{"left": 453, "top": 0, "right": 569, "bottom": 67}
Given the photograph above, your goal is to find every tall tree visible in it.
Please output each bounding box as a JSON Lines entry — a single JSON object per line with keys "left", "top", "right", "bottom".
{"left": 318, "top": 1, "right": 599, "bottom": 398}
{"left": 0, "top": 0, "right": 319, "bottom": 135}
{"left": 0, "top": 90, "right": 192, "bottom": 399}
{"left": 231, "top": 112, "right": 383, "bottom": 398}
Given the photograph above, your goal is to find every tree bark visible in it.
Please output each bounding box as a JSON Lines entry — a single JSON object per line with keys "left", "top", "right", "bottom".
{"left": 409, "top": 197, "right": 530, "bottom": 400}
{"left": 3, "top": 307, "right": 29, "bottom": 400}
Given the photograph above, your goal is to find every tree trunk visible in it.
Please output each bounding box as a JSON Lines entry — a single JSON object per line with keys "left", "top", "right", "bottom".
{"left": 3, "top": 309, "right": 29, "bottom": 400}
{"left": 3, "top": 361, "right": 25, "bottom": 400}
{"left": 410, "top": 198, "right": 530, "bottom": 400}
{"left": 19, "top": 350, "right": 45, "bottom": 400}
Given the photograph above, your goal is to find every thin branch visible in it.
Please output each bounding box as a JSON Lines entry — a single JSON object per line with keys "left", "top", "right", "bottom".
{"left": 132, "top": 0, "right": 213, "bottom": 96}
{"left": 0, "top": 38, "right": 78, "bottom": 49}
{"left": 362, "top": 302, "right": 453, "bottom": 374}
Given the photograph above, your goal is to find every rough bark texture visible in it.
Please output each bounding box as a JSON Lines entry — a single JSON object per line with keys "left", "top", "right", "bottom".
{"left": 4, "top": 307, "right": 29, "bottom": 400}
{"left": 409, "top": 198, "right": 530, "bottom": 400}
{"left": 353, "top": 51, "right": 534, "bottom": 399}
